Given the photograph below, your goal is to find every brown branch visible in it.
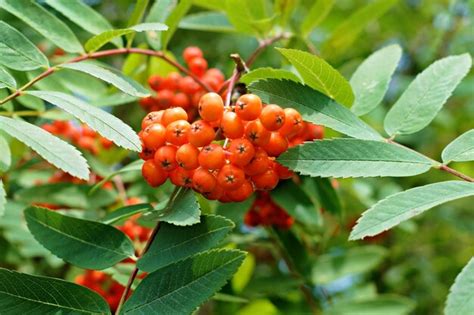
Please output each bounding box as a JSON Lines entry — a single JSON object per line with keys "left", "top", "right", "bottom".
{"left": 0, "top": 48, "right": 212, "bottom": 106}
{"left": 439, "top": 164, "right": 474, "bottom": 182}
{"left": 224, "top": 54, "right": 248, "bottom": 108}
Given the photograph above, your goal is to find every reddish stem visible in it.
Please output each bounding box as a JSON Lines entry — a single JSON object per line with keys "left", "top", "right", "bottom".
{"left": 439, "top": 164, "right": 474, "bottom": 182}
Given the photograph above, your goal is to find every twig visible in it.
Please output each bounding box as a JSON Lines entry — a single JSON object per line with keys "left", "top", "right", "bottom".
{"left": 224, "top": 54, "right": 248, "bottom": 108}
{"left": 0, "top": 48, "right": 212, "bottom": 106}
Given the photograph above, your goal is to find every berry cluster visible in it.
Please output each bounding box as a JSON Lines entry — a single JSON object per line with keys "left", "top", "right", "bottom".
{"left": 244, "top": 192, "right": 294, "bottom": 229}
{"left": 139, "top": 46, "right": 225, "bottom": 120}
{"left": 75, "top": 270, "right": 125, "bottom": 311}
{"left": 139, "top": 92, "right": 310, "bottom": 202}
{"left": 42, "top": 121, "right": 114, "bottom": 155}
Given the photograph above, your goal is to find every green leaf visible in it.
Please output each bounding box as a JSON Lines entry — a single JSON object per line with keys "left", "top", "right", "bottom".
{"left": 277, "top": 48, "right": 355, "bottom": 106}
{"left": 0, "top": 21, "right": 49, "bottom": 71}
{"left": 16, "top": 183, "right": 117, "bottom": 209}
{"left": 231, "top": 254, "right": 255, "bottom": 293}
{"left": 0, "top": 180, "right": 5, "bottom": 217}
{"left": 145, "top": 0, "right": 176, "bottom": 51}
{"left": 179, "top": 11, "right": 235, "bottom": 32}
{"left": 161, "top": 0, "right": 192, "bottom": 50}
{"left": 272, "top": 180, "right": 319, "bottom": 227}
{"left": 300, "top": 0, "right": 335, "bottom": 37}
{"left": 304, "top": 177, "right": 342, "bottom": 215}
{"left": 0, "top": 66, "right": 16, "bottom": 89}
{"left": 0, "top": 0, "right": 83, "bottom": 53}
{"left": 312, "top": 246, "right": 387, "bottom": 284}
{"left": 62, "top": 62, "right": 150, "bottom": 97}
{"left": 326, "top": 295, "right": 415, "bottom": 315}
{"left": 240, "top": 68, "right": 300, "bottom": 85}
{"left": 28, "top": 91, "right": 141, "bottom": 151}
{"left": 138, "top": 215, "right": 234, "bottom": 272}
{"left": 93, "top": 93, "right": 139, "bottom": 107}
{"left": 384, "top": 53, "right": 472, "bottom": 136}
{"left": 322, "top": 0, "right": 398, "bottom": 59}
{"left": 90, "top": 159, "right": 144, "bottom": 194}
{"left": 0, "top": 117, "right": 89, "bottom": 180}
{"left": 102, "top": 203, "right": 153, "bottom": 225}
{"left": 17, "top": 93, "right": 45, "bottom": 111}
{"left": 25, "top": 206, "right": 135, "bottom": 269}
{"left": 144, "top": 188, "right": 201, "bottom": 226}
{"left": 0, "top": 135, "right": 11, "bottom": 172}
{"left": 351, "top": 44, "right": 402, "bottom": 116}
{"left": 0, "top": 268, "right": 110, "bottom": 314}
{"left": 126, "top": 0, "right": 150, "bottom": 46}
{"left": 277, "top": 139, "right": 432, "bottom": 178}
{"left": 445, "top": 257, "right": 474, "bottom": 315}
{"left": 384, "top": 54, "right": 471, "bottom": 136}
{"left": 122, "top": 249, "right": 245, "bottom": 314}
{"left": 225, "top": 0, "right": 273, "bottom": 37}
{"left": 350, "top": 181, "right": 474, "bottom": 240}
{"left": 193, "top": 0, "right": 226, "bottom": 11}
{"left": 249, "top": 80, "right": 382, "bottom": 141}
{"left": 84, "top": 23, "right": 168, "bottom": 52}
{"left": 442, "top": 129, "right": 474, "bottom": 163}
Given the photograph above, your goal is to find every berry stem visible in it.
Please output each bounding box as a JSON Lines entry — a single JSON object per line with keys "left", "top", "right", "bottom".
{"left": 0, "top": 48, "right": 212, "bottom": 106}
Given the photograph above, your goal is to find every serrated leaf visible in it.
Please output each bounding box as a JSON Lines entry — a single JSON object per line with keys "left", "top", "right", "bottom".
{"left": 84, "top": 23, "right": 168, "bottom": 52}
{"left": 300, "top": 0, "right": 335, "bottom": 37}
{"left": 145, "top": 0, "right": 176, "bottom": 50}
{"left": 28, "top": 91, "right": 141, "bottom": 151}
{"left": 326, "top": 295, "right": 415, "bottom": 315}
{"left": 351, "top": 44, "right": 402, "bottom": 116}
{"left": 384, "top": 54, "right": 472, "bottom": 136}
{"left": 25, "top": 206, "right": 135, "bottom": 269}
{"left": 0, "top": 135, "right": 11, "bottom": 172}
{"left": 277, "top": 139, "right": 432, "bottom": 178}
{"left": 138, "top": 215, "right": 234, "bottom": 272}
{"left": 350, "top": 181, "right": 474, "bottom": 240}
{"left": 0, "top": 66, "right": 16, "bottom": 89}
{"left": 312, "top": 246, "right": 387, "bottom": 284}
{"left": 0, "top": 0, "right": 83, "bottom": 53}
{"left": 0, "top": 116, "right": 89, "bottom": 180}
{"left": 144, "top": 188, "right": 201, "bottom": 226}
{"left": 62, "top": 62, "right": 149, "bottom": 97}
{"left": 0, "top": 268, "right": 110, "bottom": 314}
{"left": 442, "top": 129, "right": 474, "bottom": 163}
{"left": 0, "top": 21, "right": 49, "bottom": 71}
{"left": 179, "top": 11, "right": 235, "bottom": 32}
{"left": 161, "top": 0, "right": 192, "bottom": 49}
{"left": 240, "top": 68, "right": 300, "bottom": 85}
{"left": 123, "top": 249, "right": 245, "bottom": 314}
{"left": 102, "top": 203, "right": 153, "bottom": 225}
{"left": 16, "top": 183, "right": 117, "bottom": 209}
{"left": 322, "top": 0, "right": 398, "bottom": 59}
{"left": 249, "top": 80, "right": 382, "bottom": 141}
{"left": 0, "top": 180, "right": 5, "bottom": 217}
{"left": 445, "top": 257, "right": 474, "bottom": 315}
{"left": 277, "top": 48, "right": 354, "bottom": 106}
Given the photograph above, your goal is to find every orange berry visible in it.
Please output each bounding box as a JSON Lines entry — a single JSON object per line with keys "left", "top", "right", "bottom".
{"left": 171, "top": 92, "right": 191, "bottom": 109}
{"left": 206, "top": 68, "right": 225, "bottom": 83}
{"left": 226, "top": 180, "right": 254, "bottom": 202}
{"left": 203, "top": 76, "right": 221, "bottom": 91}
{"left": 245, "top": 120, "right": 271, "bottom": 146}
{"left": 198, "top": 144, "right": 226, "bottom": 169}
{"left": 169, "top": 167, "right": 194, "bottom": 187}
{"left": 179, "top": 76, "right": 201, "bottom": 95}
{"left": 192, "top": 167, "right": 217, "bottom": 193}
{"left": 204, "top": 185, "right": 224, "bottom": 200}
{"left": 221, "top": 111, "right": 244, "bottom": 139}
{"left": 176, "top": 143, "right": 200, "bottom": 170}
{"left": 262, "top": 132, "right": 289, "bottom": 157}
{"left": 235, "top": 94, "right": 262, "bottom": 120}
{"left": 139, "top": 96, "right": 156, "bottom": 111}
{"left": 188, "top": 120, "right": 215, "bottom": 147}
{"left": 279, "top": 108, "right": 303, "bottom": 137}
{"left": 156, "top": 89, "right": 174, "bottom": 109}
{"left": 228, "top": 138, "right": 255, "bottom": 167}
{"left": 260, "top": 104, "right": 286, "bottom": 131}
{"left": 161, "top": 107, "right": 188, "bottom": 126}
{"left": 139, "top": 146, "right": 155, "bottom": 160}
{"left": 154, "top": 145, "right": 178, "bottom": 172}
{"left": 161, "top": 72, "right": 181, "bottom": 90}
{"left": 100, "top": 138, "right": 113, "bottom": 149}
{"left": 141, "top": 111, "right": 164, "bottom": 130}
{"left": 217, "top": 164, "right": 245, "bottom": 191}
{"left": 165, "top": 120, "right": 190, "bottom": 145}
{"left": 188, "top": 57, "right": 208, "bottom": 77}
{"left": 244, "top": 148, "right": 271, "bottom": 176}
{"left": 142, "top": 123, "right": 166, "bottom": 151}
{"left": 148, "top": 75, "right": 162, "bottom": 91}
{"left": 198, "top": 92, "right": 224, "bottom": 122}
{"left": 183, "top": 46, "right": 203, "bottom": 64}
{"left": 252, "top": 168, "right": 279, "bottom": 190}
{"left": 274, "top": 162, "right": 293, "bottom": 179}
{"left": 142, "top": 160, "right": 167, "bottom": 187}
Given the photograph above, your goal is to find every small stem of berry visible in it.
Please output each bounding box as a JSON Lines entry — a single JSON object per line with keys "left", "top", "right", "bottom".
{"left": 225, "top": 54, "right": 247, "bottom": 108}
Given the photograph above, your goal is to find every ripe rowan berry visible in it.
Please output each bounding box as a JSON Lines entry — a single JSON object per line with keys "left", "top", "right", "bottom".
{"left": 179, "top": 76, "right": 201, "bottom": 95}
{"left": 192, "top": 167, "right": 217, "bottom": 193}
{"left": 142, "top": 160, "right": 167, "bottom": 187}
{"left": 279, "top": 108, "right": 303, "bottom": 137}
{"left": 176, "top": 143, "right": 199, "bottom": 170}
{"left": 204, "top": 185, "right": 224, "bottom": 200}
{"left": 274, "top": 162, "right": 294, "bottom": 179}
{"left": 260, "top": 104, "right": 286, "bottom": 131}
{"left": 161, "top": 107, "right": 188, "bottom": 126}
{"left": 198, "top": 144, "right": 226, "bottom": 169}
{"left": 221, "top": 111, "right": 244, "bottom": 139}
{"left": 183, "top": 46, "right": 203, "bottom": 64}
{"left": 228, "top": 138, "right": 255, "bottom": 167}
{"left": 169, "top": 167, "right": 194, "bottom": 187}
{"left": 142, "top": 123, "right": 166, "bottom": 150}
{"left": 188, "top": 57, "right": 208, "bottom": 77}
{"left": 262, "top": 132, "right": 289, "bottom": 157}
{"left": 244, "top": 148, "right": 270, "bottom": 176}
{"left": 148, "top": 75, "right": 162, "bottom": 91}
{"left": 139, "top": 96, "right": 156, "bottom": 111}
{"left": 188, "top": 120, "right": 215, "bottom": 147}
{"left": 217, "top": 164, "right": 245, "bottom": 190}
{"left": 154, "top": 145, "right": 178, "bottom": 171}
{"left": 156, "top": 89, "right": 174, "bottom": 109}
{"left": 227, "top": 180, "right": 254, "bottom": 202}
{"left": 171, "top": 92, "right": 191, "bottom": 109}
{"left": 141, "top": 111, "right": 164, "bottom": 129}
{"left": 235, "top": 94, "right": 262, "bottom": 120}
{"left": 165, "top": 120, "right": 190, "bottom": 145}
{"left": 245, "top": 120, "right": 271, "bottom": 146}
{"left": 198, "top": 92, "right": 224, "bottom": 122}
{"left": 252, "top": 168, "right": 279, "bottom": 190}
{"left": 161, "top": 72, "right": 181, "bottom": 90}
{"left": 139, "top": 147, "right": 154, "bottom": 160}
{"left": 206, "top": 68, "right": 225, "bottom": 83}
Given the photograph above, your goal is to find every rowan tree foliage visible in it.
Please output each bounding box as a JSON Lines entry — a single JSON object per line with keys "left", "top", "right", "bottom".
{"left": 0, "top": 0, "right": 472, "bottom": 314}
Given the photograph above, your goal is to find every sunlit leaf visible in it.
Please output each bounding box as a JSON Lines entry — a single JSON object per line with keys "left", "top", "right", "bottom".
{"left": 442, "top": 129, "right": 474, "bottom": 163}
{"left": 179, "top": 12, "right": 235, "bottom": 32}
